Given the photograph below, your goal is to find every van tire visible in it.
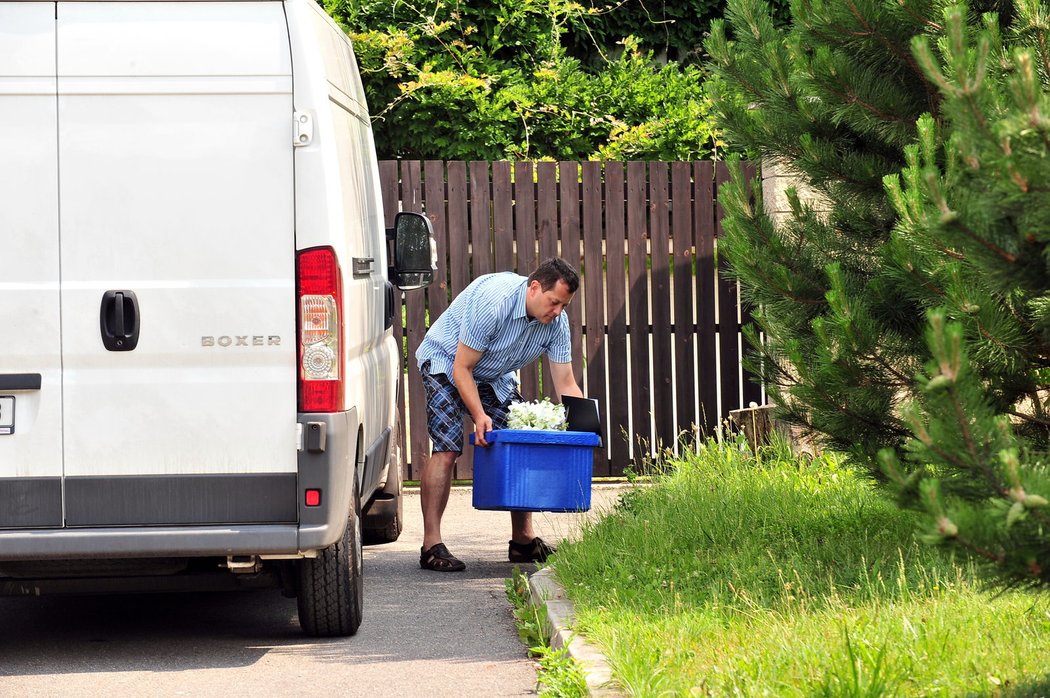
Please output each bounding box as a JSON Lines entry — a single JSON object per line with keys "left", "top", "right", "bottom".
{"left": 296, "top": 479, "right": 363, "bottom": 637}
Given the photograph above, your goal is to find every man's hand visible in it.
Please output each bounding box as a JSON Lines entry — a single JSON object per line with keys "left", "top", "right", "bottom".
{"left": 473, "top": 413, "right": 494, "bottom": 447}
{"left": 452, "top": 342, "right": 495, "bottom": 446}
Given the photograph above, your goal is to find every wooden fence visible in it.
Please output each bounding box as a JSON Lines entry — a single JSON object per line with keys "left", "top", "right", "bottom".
{"left": 379, "top": 160, "right": 761, "bottom": 479}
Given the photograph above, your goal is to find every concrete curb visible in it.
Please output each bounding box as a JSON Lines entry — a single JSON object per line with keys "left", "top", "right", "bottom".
{"left": 527, "top": 567, "right": 621, "bottom": 697}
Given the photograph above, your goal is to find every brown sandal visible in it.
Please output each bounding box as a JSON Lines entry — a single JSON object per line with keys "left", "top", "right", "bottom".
{"left": 420, "top": 543, "right": 466, "bottom": 572}
{"left": 508, "top": 537, "right": 556, "bottom": 563}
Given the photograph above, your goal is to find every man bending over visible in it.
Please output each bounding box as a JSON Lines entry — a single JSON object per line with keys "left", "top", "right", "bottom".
{"left": 415, "top": 257, "right": 583, "bottom": 572}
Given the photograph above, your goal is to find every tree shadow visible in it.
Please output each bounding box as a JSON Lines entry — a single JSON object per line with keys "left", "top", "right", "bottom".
{"left": 0, "top": 589, "right": 299, "bottom": 676}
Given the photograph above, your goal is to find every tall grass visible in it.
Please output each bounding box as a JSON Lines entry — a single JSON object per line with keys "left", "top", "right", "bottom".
{"left": 553, "top": 435, "right": 1050, "bottom": 696}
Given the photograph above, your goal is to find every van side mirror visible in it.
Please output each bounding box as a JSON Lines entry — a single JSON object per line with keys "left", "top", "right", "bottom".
{"left": 388, "top": 212, "right": 436, "bottom": 290}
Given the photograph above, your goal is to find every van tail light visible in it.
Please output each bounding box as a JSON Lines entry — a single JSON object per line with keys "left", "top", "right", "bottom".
{"left": 297, "top": 247, "right": 344, "bottom": 412}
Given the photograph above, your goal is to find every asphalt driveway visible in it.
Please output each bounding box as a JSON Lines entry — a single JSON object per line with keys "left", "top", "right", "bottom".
{"left": 0, "top": 485, "right": 624, "bottom": 697}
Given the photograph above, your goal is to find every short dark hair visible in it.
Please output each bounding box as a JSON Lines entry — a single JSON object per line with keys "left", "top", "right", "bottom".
{"left": 528, "top": 257, "right": 579, "bottom": 293}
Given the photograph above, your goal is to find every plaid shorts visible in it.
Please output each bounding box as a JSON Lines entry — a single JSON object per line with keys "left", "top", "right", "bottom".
{"left": 421, "top": 361, "right": 522, "bottom": 454}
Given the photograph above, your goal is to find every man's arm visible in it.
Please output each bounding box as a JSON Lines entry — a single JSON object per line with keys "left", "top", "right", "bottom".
{"left": 549, "top": 361, "right": 582, "bottom": 400}
{"left": 452, "top": 341, "right": 495, "bottom": 446}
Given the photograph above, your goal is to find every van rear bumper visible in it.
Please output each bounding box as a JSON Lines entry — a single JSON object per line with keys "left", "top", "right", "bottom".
{"left": 296, "top": 408, "right": 359, "bottom": 551}
{"left": 0, "top": 524, "right": 302, "bottom": 560}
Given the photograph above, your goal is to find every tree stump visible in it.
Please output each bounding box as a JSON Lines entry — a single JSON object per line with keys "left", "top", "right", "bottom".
{"left": 728, "top": 403, "right": 819, "bottom": 456}
{"left": 728, "top": 404, "right": 776, "bottom": 450}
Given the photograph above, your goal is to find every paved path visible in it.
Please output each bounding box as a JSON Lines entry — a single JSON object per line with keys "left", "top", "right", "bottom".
{"left": 0, "top": 486, "right": 624, "bottom": 697}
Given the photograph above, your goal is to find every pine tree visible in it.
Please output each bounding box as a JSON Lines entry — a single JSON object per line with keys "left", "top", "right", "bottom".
{"left": 706, "top": 0, "right": 1050, "bottom": 587}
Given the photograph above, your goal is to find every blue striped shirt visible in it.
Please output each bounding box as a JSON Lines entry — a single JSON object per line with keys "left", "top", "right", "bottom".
{"left": 416, "top": 272, "right": 573, "bottom": 402}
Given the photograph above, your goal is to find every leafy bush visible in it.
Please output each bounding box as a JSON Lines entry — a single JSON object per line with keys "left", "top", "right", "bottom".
{"left": 564, "top": 0, "right": 793, "bottom": 65}
{"left": 322, "top": 0, "right": 725, "bottom": 160}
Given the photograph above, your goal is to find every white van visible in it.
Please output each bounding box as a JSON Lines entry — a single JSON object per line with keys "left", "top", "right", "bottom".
{"left": 0, "top": 0, "right": 434, "bottom": 637}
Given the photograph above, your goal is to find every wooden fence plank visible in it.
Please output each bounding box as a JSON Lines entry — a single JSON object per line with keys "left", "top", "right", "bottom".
{"left": 444, "top": 162, "right": 473, "bottom": 477}
{"left": 739, "top": 162, "right": 764, "bottom": 409}
{"left": 490, "top": 161, "right": 516, "bottom": 468}
{"left": 695, "top": 162, "right": 718, "bottom": 434}
{"left": 424, "top": 161, "right": 449, "bottom": 321}
{"left": 559, "top": 162, "right": 584, "bottom": 392}
{"left": 470, "top": 161, "right": 492, "bottom": 279}
{"left": 418, "top": 161, "right": 448, "bottom": 481}
{"left": 447, "top": 162, "right": 471, "bottom": 297}
{"left": 492, "top": 161, "right": 514, "bottom": 273}
{"left": 514, "top": 161, "right": 538, "bottom": 274}
{"left": 536, "top": 162, "right": 559, "bottom": 264}
{"left": 626, "top": 161, "right": 652, "bottom": 453}
{"left": 671, "top": 162, "right": 696, "bottom": 438}
{"left": 649, "top": 162, "right": 674, "bottom": 450}
{"left": 379, "top": 160, "right": 399, "bottom": 239}
{"left": 603, "top": 162, "right": 630, "bottom": 473}
{"left": 581, "top": 162, "right": 607, "bottom": 474}
{"left": 716, "top": 161, "right": 741, "bottom": 417}
{"left": 515, "top": 162, "right": 540, "bottom": 402}
{"left": 535, "top": 162, "right": 559, "bottom": 395}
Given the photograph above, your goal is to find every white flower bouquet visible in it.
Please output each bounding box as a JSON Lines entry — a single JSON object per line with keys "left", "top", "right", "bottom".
{"left": 506, "top": 398, "right": 567, "bottom": 431}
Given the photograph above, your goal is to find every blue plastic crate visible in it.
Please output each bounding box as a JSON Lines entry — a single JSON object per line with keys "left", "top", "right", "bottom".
{"left": 470, "top": 429, "right": 601, "bottom": 512}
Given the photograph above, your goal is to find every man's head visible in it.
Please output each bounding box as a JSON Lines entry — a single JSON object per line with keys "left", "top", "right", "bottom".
{"left": 525, "top": 257, "right": 579, "bottom": 324}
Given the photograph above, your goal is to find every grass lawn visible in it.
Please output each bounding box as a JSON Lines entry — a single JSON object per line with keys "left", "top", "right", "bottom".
{"left": 551, "top": 436, "right": 1050, "bottom": 696}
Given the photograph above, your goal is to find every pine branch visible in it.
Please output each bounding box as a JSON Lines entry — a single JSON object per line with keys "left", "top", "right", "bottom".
{"left": 942, "top": 216, "right": 1019, "bottom": 264}
{"left": 808, "top": 381, "right": 909, "bottom": 438}
{"left": 910, "top": 315, "right": 1005, "bottom": 492}
{"left": 1028, "top": 508, "right": 1050, "bottom": 526}
{"left": 896, "top": 0, "right": 942, "bottom": 33}
{"left": 1033, "top": 15, "right": 1050, "bottom": 90}
{"left": 974, "top": 318, "right": 1028, "bottom": 362}
{"left": 862, "top": 351, "right": 913, "bottom": 386}
{"left": 842, "top": 0, "right": 936, "bottom": 101}
{"left": 823, "top": 78, "right": 915, "bottom": 127}
{"left": 1006, "top": 409, "right": 1050, "bottom": 427}
{"left": 952, "top": 534, "right": 1006, "bottom": 565}
{"left": 757, "top": 349, "right": 805, "bottom": 388}
{"left": 901, "top": 260, "right": 945, "bottom": 297}
{"left": 949, "top": 384, "right": 980, "bottom": 464}
{"left": 738, "top": 265, "right": 826, "bottom": 305}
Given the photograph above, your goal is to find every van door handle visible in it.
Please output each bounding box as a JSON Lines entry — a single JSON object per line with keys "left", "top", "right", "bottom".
{"left": 0, "top": 374, "right": 41, "bottom": 390}
{"left": 100, "top": 290, "right": 140, "bottom": 351}
{"left": 352, "top": 257, "right": 374, "bottom": 277}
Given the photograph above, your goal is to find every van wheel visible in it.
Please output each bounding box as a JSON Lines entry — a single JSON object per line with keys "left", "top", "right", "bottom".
{"left": 296, "top": 480, "right": 363, "bottom": 637}
{"left": 364, "top": 421, "right": 404, "bottom": 545}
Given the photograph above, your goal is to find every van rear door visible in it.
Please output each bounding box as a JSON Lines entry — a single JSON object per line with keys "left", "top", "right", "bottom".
{"left": 56, "top": 2, "right": 298, "bottom": 527}
{"left": 0, "top": 3, "right": 63, "bottom": 529}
